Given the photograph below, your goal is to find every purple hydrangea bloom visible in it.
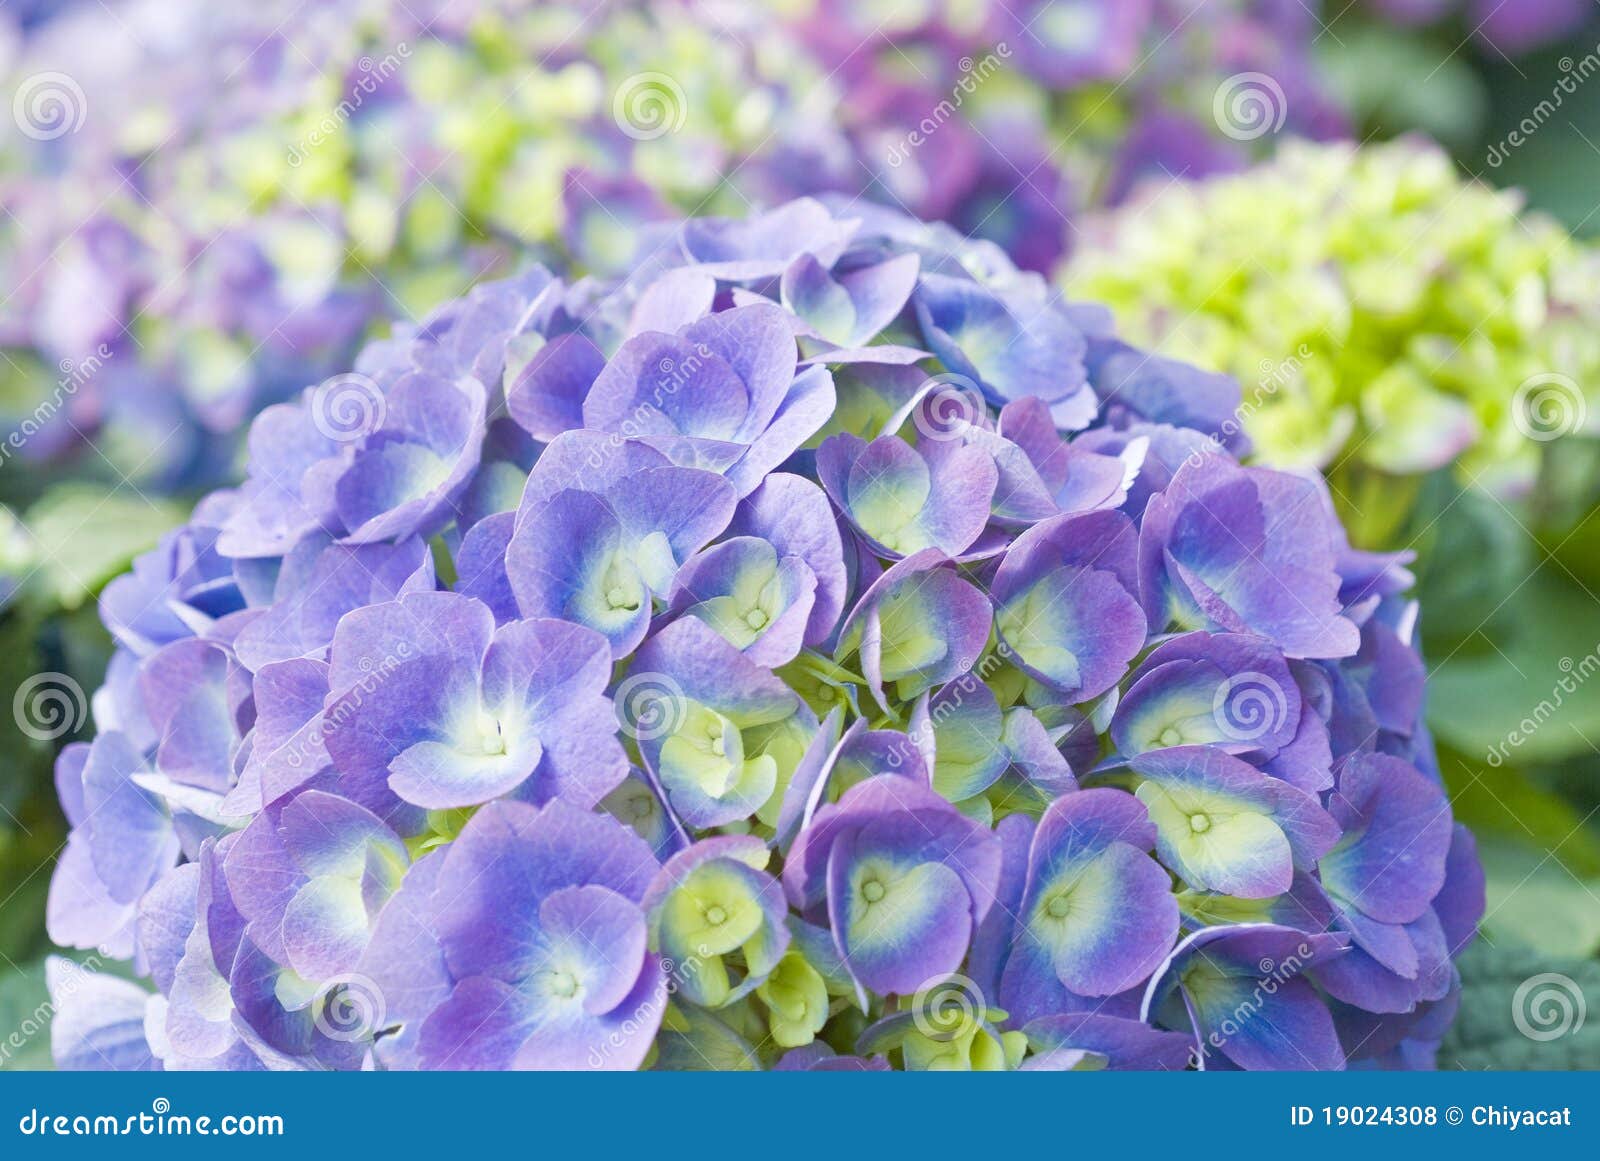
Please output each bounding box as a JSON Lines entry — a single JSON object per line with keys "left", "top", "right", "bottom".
{"left": 1139, "top": 455, "right": 1361, "bottom": 659}
{"left": 988, "top": 788, "right": 1179, "bottom": 1024}
{"left": 321, "top": 591, "right": 626, "bottom": 811}
{"left": 1143, "top": 924, "right": 1351, "bottom": 1071}
{"left": 47, "top": 199, "right": 1478, "bottom": 1071}
{"left": 410, "top": 800, "right": 664, "bottom": 1070}
{"left": 782, "top": 0, "right": 1346, "bottom": 273}
{"left": 785, "top": 775, "right": 1002, "bottom": 997}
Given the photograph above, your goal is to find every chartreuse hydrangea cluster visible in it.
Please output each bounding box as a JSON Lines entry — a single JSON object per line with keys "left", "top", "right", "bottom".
{"left": 47, "top": 198, "right": 1482, "bottom": 1072}
{"left": 1069, "top": 139, "right": 1600, "bottom": 545}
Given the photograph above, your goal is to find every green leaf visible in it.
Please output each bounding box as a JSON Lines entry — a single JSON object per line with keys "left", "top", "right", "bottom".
{"left": 1475, "top": 40, "right": 1600, "bottom": 239}
{"left": 1316, "top": 29, "right": 1488, "bottom": 153}
{"left": 1426, "top": 573, "right": 1600, "bottom": 765}
{"left": 1440, "top": 748, "right": 1600, "bottom": 879}
{"left": 1475, "top": 839, "right": 1600, "bottom": 959}
{"left": 0, "top": 959, "right": 56, "bottom": 1071}
{"left": 0, "top": 610, "right": 68, "bottom": 973}
{"left": 0, "top": 853, "right": 56, "bottom": 967}
{"left": 21, "top": 484, "right": 186, "bottom": 611}
{"left": 1411, "top": 487, "right": 1532, "bottom": 660}
{"left": 1440, "top": 939, "right": 1600, "bottom": 1071}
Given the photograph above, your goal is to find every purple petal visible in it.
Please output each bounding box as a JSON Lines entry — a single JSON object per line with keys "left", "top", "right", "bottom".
{"left": 1322, "top": 752, "right": 1452, "bottom": 925}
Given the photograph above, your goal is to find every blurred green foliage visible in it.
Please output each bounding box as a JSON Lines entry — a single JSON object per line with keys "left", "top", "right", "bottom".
{"left": 1443, "top": 941, "right": 1600, "bottom": 1069}
{"left": 1323, "top": 14, "right": 1600, "bottom": 239}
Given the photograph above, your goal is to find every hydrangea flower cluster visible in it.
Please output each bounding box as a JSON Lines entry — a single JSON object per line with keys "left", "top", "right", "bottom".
{"left": 46, "top": 197, "right": 1482, "bottom": 1072}
{"left": 1069, "top": 139, "right": 1600, "bottom": 545}
{"left": 783, "top": 0, "right": 1346, "bottom": 272}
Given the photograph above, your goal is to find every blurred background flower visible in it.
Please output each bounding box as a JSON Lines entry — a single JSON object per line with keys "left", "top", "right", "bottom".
{"left": 1068, "top": 138, "right": 1600, "bottom": 540}
{"left": 0, "top": 0, "right": 1348, "bottom": 497}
